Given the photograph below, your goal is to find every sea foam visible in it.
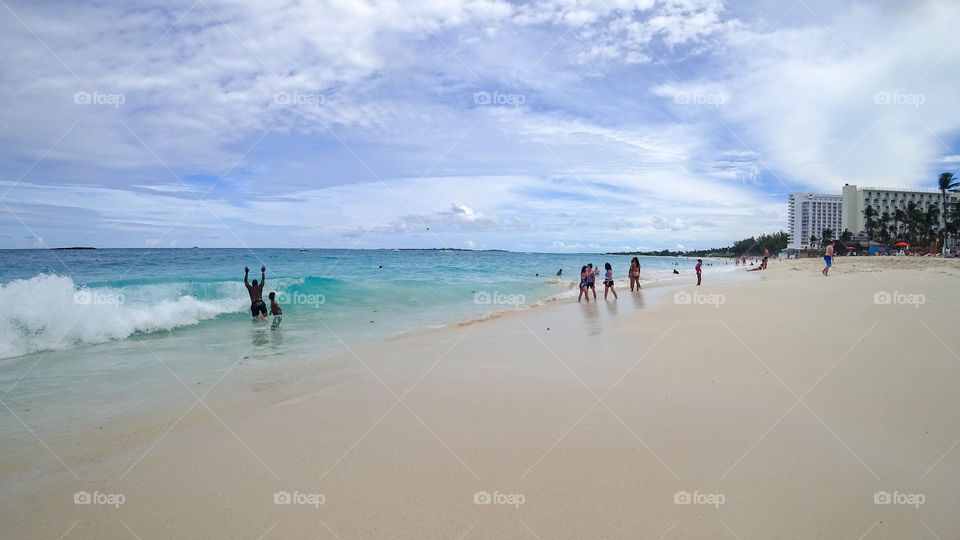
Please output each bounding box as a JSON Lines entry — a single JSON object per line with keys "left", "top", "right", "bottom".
{"left": 0, "top": 274, "right": 243, "bottom": 359}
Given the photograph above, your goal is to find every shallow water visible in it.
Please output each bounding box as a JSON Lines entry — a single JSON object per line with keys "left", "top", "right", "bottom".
{"left": 0, "top": 248, "right": 736, "bottom": 437}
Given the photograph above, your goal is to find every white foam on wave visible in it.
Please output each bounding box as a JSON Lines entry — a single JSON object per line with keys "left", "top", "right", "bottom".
{"left": 0, "top": 274, "right": 245, "bottom": 360}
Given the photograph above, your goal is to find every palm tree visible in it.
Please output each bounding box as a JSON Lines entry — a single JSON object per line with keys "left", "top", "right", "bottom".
{"left": 939, "top": 172, "right": 958, "bottom": 252}
{"left": 809, "top": 235, "right": 818, "bottom": 249}
{"left": 906, "top": 202, "right": 923, "bottom": 244}
{"left": 841, "top": 229, "right": 853, "bottom": 242}
{"left": 894, "top": 209, "right": 907, "bottom": 243}
{"left": 925, "top": 205, "right": 941, "bottom": 247}
{"left": 863, "top": 205, "right": 879, "bottom": 240}
{"left": 879, "top": 212, "right": 892, "bottom": 244}
{"left": 821, "top": 228, "right": 834, "bottom": 248}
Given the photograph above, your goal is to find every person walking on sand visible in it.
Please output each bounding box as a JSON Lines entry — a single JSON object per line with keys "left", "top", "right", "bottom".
{"left": 822, "top": 242, "right": 834, "bottom": 276}
{"left": 603, "top": 262, "right": 618, "bottom": 300}
{"left": 629, "top": 257, "right": 641, "bottom": 291}
{"left": 695, "top": 259, "right": 702, "bottom": 286}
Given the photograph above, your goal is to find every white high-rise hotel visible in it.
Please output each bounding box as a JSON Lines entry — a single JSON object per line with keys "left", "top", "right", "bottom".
{"left": 788, "top": 185, "right": 959, "bottom": 249}
{"left": 787, "top": 193, "right": 843, "bottom": 249}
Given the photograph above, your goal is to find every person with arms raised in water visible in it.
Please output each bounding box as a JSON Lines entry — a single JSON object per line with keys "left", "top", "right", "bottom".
{"left": 245, "top": 265, "right": 267, "bottom": 319}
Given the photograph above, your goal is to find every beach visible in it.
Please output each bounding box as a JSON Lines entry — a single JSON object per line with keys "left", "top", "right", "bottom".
{"left": 2, "top": 256, "right": 960, "bottom": 538}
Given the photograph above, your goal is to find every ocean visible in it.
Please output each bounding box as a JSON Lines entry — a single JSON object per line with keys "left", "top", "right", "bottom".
{"left": 0, "top": 248, "right": 732, "bottom": 436}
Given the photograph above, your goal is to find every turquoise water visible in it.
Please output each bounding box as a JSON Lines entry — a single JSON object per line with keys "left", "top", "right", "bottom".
{"left": 0, "top": 249, "right": 731, "bottom": 434}
{"left": 0, "top": 248, "right": 732, "bottom": 359}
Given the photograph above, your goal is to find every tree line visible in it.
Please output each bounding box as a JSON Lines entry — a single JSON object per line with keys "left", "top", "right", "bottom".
{"left": 809, "top": 172, "right": 958, "bottom": 250}
{"left": 861, "top": 172, "right": 957, "bottom": 247}
{"left": 609, "top": 231, "right": 789, "bottom": 258}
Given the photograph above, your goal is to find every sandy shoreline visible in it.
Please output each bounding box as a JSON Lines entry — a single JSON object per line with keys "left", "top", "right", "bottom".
{"left": 3, "top": 256, "right": 960, "bottom": 538}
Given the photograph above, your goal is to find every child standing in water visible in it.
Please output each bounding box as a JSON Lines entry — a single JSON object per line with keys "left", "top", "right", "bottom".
{"left": 695, "top": 259, "right": 702, "bottom": 286}
{"left": 268, "top": 291, "right": 283, "bottom": 329}
{"left": 603, "top": 262, "right": 618, "bottom": 299}
{"left": 586, "top": 264, "right": 597, "bottom": 301}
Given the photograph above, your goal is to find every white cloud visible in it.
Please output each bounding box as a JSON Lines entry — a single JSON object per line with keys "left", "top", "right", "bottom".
{"left": 1, "top": 0, "right": 957, "bottom": 251}
{"left": 651, "top": 216, "right": 688, "bottom": 231}
{"left": 704, "top": 0, "right": 960, "bottom": 191}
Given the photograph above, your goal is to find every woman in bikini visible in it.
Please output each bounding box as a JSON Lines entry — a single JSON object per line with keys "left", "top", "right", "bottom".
{"left": 629, "top": 257, "right": 641, "bottom": 291}
{"left": 603, "top": 262, "right": 618, "bottom": 300}
{"left": 578, "top": 265, "right": 589, "bottom": 303}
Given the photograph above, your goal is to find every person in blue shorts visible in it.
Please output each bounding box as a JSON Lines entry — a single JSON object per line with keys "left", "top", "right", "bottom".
{"left": 822, "top": 242, "right": 834, "bottom": 276}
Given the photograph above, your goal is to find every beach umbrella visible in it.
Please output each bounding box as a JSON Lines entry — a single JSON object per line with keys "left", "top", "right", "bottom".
{"left": 895, "top": 242, "right": 910, "bottom": 247}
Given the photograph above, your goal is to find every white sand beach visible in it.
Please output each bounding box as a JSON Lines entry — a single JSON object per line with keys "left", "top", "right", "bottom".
{"left": 3, "top": 257, "right": 960, "bottom": 539}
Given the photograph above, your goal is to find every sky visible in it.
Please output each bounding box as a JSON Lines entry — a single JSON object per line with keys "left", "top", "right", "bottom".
{"left": 1, "top": 0, "right": 959, "bottom": 252}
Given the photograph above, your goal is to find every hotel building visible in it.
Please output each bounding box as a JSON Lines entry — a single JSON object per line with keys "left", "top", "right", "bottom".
{"left": 787, "top": 192, "right": 843, "bottom": 249}
{"left": 841, "top": 184, "right": 958, "bottom": 235}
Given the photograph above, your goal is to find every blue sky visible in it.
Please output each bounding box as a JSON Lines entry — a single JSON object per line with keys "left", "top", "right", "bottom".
{"left": 1, "top": 0, "right": 958, "bottom": 251}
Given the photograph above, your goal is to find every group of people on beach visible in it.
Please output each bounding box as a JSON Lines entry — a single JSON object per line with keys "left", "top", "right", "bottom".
{"left": 243, "top": 266, "right": 282, "bottom": 328}
{"left": 575, "top": 251, "right": 784, "bottom": 303}
{"left": 577, "top": 257, "right": 645, "bottom": 302}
